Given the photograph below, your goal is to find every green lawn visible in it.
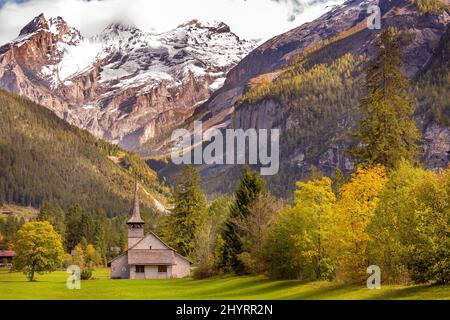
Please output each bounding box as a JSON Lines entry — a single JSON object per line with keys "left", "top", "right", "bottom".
{"left": 0, "top": 269, "right": 448, "bottom": 300}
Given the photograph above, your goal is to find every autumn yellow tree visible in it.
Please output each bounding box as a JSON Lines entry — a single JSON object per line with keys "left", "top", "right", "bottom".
{"left": 264, "top": 177, "right": 336, "bottom": 280}
{"left": 326, "top": 165, "right": 387, "bottom": 282}
{"left": 366, "top": 162, "right": 431, "bottom": 283}
{"left": 368, "top": 163, "right": 450, "bottom": 284}
{"left": 13, "top": 222, "right": 64, "bottom": 281}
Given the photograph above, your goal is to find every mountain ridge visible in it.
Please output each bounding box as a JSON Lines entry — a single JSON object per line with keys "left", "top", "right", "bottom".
{"left": 0, "top": 88, "right": 169, "bottom": 215}
{"left": 149, "top": 0, "right": 449, "bottom": 196}
{"left": 0, "top": 14, "right": 256, "bottom": 150}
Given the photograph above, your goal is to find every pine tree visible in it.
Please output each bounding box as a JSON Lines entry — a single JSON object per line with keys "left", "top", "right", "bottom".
{"left": 308, "top": 165, "right": 324, "bottom": 181}
{"left": 220, "top": 166, "right": 266, "bottom": 273}
{"left": 65, "top": 204, "right": 85, "bottom": 251}
{"left": 93, "top": 209, "right": 110, "bottom": 265}
{"left": 331, "top": 168, "right": 345, "bottom": 196}
{"left": 37, "top": 201, "right": 65, "bottom": 236}
{"left": 164, "top": 166, "right": 207, "bottom": 258}
{"left": 351, "top": 27, "right": 420, "bottom": 169}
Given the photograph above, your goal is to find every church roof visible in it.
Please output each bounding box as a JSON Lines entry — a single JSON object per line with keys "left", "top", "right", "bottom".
{"left": 108, "top": 232, "right": 193, "bottom": 266}
{"left": 0, "top": 250, "right": 15, "bottom": 258}
{"left": 128, "top": 249, "right": 175, "bottom": 265}
{"left": 127, "top": 182, "right": 144, "bottom": 224}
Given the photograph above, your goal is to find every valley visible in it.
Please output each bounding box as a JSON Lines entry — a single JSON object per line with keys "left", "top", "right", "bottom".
{"left": 0, "top": 0, "right": 448, "bottom": 303}
{"left": 0, "top": 0, "right": 448, "bottom": 197}
{"left": 0, "top": 15, "right": 255, "bottom": 151}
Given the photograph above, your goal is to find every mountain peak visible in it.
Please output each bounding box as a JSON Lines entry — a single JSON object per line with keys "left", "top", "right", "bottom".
{"left": 18, "top": 14, "right": 77, "bottom": 40}
{"left": 103, "top": 22, "right": 141, "bottom": 35}
{"left": 19, "top": 13, "right": 48, "bottom": 36}
{"left": 47, "top": 16, "right": 70, "bottom": 34}
{"left": 178, "top": 19, "right": 231, "bottom": 33}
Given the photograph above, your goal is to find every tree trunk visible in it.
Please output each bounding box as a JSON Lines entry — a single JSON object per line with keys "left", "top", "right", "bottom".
{"left": 29, "top": 263, "right": 36, "bottom": 282}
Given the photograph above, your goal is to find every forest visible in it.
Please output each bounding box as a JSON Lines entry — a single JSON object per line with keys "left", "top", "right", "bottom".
{"left": 0, "top": 25, "right": 448, "bottom": 286}
{"left": 0, "top": 89, "right": 170, "bottom": 215}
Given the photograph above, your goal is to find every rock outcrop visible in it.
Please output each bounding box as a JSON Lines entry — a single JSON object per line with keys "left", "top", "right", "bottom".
{"left": 0, "top": 15, "right": 255, "bottom": 150}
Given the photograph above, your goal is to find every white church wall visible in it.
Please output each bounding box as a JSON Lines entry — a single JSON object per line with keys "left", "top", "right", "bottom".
{"left": 111, "top": 254, "right": 129, "bottom": 279}
{"left": 172, "top": 254, "right": 191, "bottom": 278}
{"left": 134, "top": 234, "right": 169, "bottom": 250}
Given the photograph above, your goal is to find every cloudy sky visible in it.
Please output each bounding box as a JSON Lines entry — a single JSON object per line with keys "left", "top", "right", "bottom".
{"left": 0, "top": 0, "right": 344, "bottom": 44}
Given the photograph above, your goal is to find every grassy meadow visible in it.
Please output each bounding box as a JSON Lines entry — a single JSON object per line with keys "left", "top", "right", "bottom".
{"left": 0, "top": 269, "right": 448, "bottom": 300}
{"left": 0, "top": 204, "right": 39, "bottom": 220}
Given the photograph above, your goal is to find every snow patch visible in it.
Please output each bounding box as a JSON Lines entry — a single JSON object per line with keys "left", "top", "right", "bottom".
{"left": 209, "top": 77, "right": 226, "bottom": 91}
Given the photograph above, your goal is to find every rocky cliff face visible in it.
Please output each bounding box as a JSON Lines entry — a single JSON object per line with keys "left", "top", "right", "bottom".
{"left": 203, "top": 0, "right": 448, "bottom": 116}
{"left": 0, "top": 15, "right": 255, "bottom": 150}
{"left": 157, "top": 0, "right": 449, "bottom": 195}
{"left": 1, "top": 2, "right": 448, "bottom": 197}
{"left": 228, "top": 0, "right": 449, "bottom": 177}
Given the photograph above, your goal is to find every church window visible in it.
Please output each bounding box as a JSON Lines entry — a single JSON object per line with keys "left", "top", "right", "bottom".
{"left": 135, "top": 265, "right": 145, "bottom": 273}
{"left": 158, "top": 265, "right": 167, "bottom": 273}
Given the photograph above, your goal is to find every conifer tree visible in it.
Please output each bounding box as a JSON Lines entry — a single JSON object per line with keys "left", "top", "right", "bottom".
{"left": 351, "top": 27, "right": 420, "bottom": 169}
{"left": 37, "top": 201, "right": 65, "bottom": 236}
{"left": 164, "top": 166, "right": 207, "bottom": 258}
{"left": 331, "top": 168, "right": 345, "bottom": 196}
{"left": 65, "top": 204, "right": 85, "bottom": 251}
{"left": 220, "top": 166, "right": 266, "bottom": 273}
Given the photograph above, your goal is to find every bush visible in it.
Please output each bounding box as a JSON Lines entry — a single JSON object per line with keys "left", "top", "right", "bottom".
{"left": 80, "top": 269, "right": 93, "bottom": 280}
{"left": 193, "top": 264, "right": 219, "bottom": 280}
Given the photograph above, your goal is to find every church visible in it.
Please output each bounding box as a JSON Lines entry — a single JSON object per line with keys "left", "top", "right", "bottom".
{"left": 109, "top": 184, "right": 191, "bottom": 279}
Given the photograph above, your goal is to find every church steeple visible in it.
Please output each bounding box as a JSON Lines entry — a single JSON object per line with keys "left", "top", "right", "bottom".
{"left": 127, "top": 182, "right": 144, "bottom": 224}
{"left": 127, "top": 182, "right": 144, "bottom": 248}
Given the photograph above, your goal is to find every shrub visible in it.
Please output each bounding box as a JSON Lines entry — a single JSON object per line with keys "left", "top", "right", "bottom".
{"left": 80, "top": 269, "right": 93, "bottom": 280}
{"left": 193, "top": 263, "right": 219, "bottom": 280}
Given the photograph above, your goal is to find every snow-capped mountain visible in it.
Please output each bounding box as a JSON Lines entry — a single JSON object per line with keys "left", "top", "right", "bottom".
{"left": 0, "top": 14, "right": 255, "bottom": 149}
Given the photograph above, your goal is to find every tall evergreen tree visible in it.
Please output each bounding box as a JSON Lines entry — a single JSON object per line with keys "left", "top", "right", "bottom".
{"left": 331, "top": 168, "right": 345, "bottom": 196}
{"left": 164, "top": 166, "right": 207, "bottom": 258}
{"left": 220, "top": 166, "right": 266, "bottom": 273}
{"left": 65, "top": 204, "right": 85, "bottom": 251}
{"left": 0, "top": 215, "right": 24, "bottom": 243}
{"left": 37, "top": 201, "right": 65, "bottom": 236}
{"left": 80, "top": 210, "right": 96, "bottom": 244}
{"left": 92, "top": 209, "right": 110, "bottom": 264}
{"left": 351, "top": 27, "right": 420, "bottom": 169}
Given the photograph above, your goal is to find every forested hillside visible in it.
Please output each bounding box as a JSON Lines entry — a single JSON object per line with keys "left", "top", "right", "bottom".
{"left": 0, "top": 90, "right": 169, "bottom": 216}
{"left": 233, "top": 26, "right": 450, "bottom": 196}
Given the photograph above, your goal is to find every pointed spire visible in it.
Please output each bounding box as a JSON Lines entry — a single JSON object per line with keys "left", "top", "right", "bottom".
{"left": 127, "top": 181, "right": 144, "bottom": 224}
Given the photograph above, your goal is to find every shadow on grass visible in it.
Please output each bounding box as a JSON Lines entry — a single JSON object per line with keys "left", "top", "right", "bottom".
{"left": 183, "top": 276, "right": 330, "bottom": 300}
{"left": 281, "top": 282, "right": 352, "bottom": 300}
{"left": 369, "top": 283, "right": 448, "bottom": 300}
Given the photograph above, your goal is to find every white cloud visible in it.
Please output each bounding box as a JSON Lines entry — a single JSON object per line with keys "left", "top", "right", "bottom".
{"left": 0, "top": 0, "right": 344, "bottom": 44}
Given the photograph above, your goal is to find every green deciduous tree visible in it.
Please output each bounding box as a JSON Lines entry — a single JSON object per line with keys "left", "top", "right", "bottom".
{"left": 13, "top": 221, "right": 64, "bottom": 281}
{"left": 351, "top": 27, "right": 420, "bottom": 169}
{"left": 263, "top": 177, "right": 335, "bottom": 280}
{"left": 368, "top": 162, "right": 450, "bottom": 284}
{"left": 193, "top": 196, "right": 232, "bottom": 279}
